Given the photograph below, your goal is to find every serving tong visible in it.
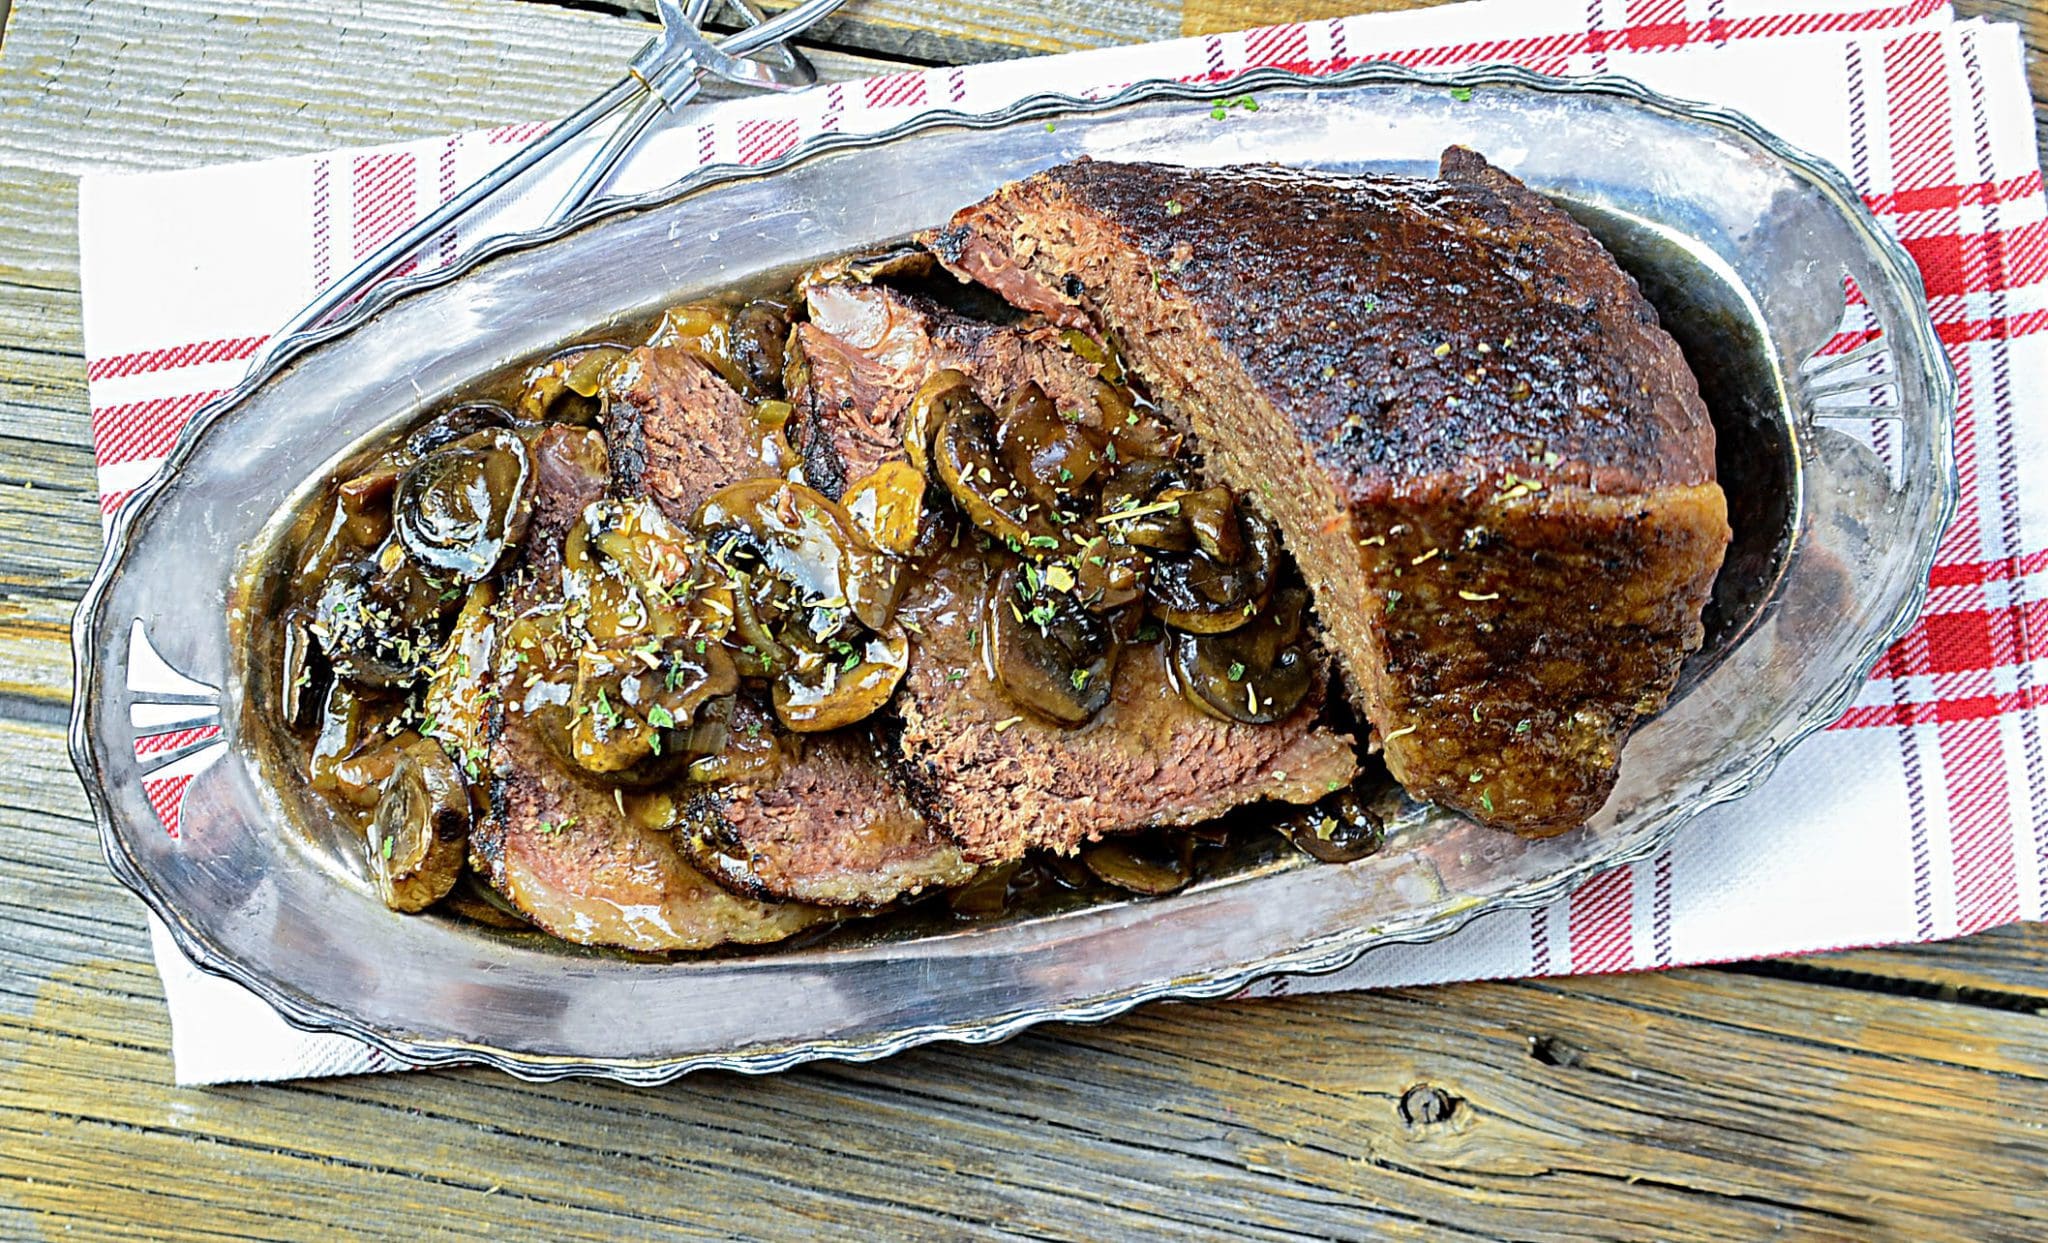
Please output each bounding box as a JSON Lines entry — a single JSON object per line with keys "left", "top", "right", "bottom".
{"left": 273, "top": 0, "right": 849, "bottom": 350}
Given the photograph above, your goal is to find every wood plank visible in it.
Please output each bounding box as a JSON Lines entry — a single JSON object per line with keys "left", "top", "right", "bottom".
{"left": 4, "top": 951, "right": 2048, "bottom": 1239}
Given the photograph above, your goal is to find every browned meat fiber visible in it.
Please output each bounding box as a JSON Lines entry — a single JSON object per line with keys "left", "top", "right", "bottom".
{"left": 933, "top": 150, "right": 1731, "bottom": 835}
{"left": 681, "top": 699, "right": 976, "bottom": 906}
{"left": 790, "top": 280, "right": 1357, "bottom": 860}
{"left": 605, "top": 345, "right": 773, "bottom": 523}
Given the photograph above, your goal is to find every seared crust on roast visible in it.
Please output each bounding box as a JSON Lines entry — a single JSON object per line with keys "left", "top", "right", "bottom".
{"left": 891, "top": 544, "right": 1357, "bottom": 863}
{"left": 932, "top": 152, "right": 1730, "bottom": 834}
{"left": 679, "top": 700, "right": 976, "bottom": 907}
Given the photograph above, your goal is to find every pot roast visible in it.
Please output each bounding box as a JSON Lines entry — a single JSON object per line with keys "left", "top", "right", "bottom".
{"left": 931, "top": 150, "right": 1731, "bottom": 835}
{"left": 278, "top": 147, "right": 1731, "bottom": 953}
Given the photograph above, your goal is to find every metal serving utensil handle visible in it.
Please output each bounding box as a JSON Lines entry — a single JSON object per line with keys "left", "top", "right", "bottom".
{"left": 265, "top": 0, "right": 847, "bottom": 354}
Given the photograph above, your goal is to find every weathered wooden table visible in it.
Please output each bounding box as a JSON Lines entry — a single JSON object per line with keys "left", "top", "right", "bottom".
{"left": 2, "top": 1, "right": 2046, "bottom": 1237}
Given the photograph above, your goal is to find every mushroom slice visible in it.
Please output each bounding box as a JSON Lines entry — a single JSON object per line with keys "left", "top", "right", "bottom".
{"left": 1081, "top": 830, "right": 1195, "bottom": 896}
{"left": 1169, "top": 584, "right": 1315, "bottom": 724}
{"left": 1096, "top": 459, "right": 1193, "bottom": 553}
{"left": 1277, "top": 784, "right": 1387, "bottom": 864}
{"left": 729, "top": 301, "right": 793, "bottom": 400}
{"left": 903, "top": 368, "right": 977, "bottom": 477}
{"left": 367, "top": 737, "right": 470, "bottom": 913}
{"left": 772, "top": 626, "right": 910, "bottom": 733}
{"left": 309, "top": 554, "right": 456, "bottom": 688}
{"left": 1150, "top": 505, "right": 1280, "bottom": 635}
{"left": 693, "top": 477, "right": 895, "bottom": 636}
{"left": 394, "top": 428, "right": 535, "bottom": 582}
{"left": 406, "top": 401, "right": 515, "bottom": 458}
{"left": 996, "top": 381, "right": 1107, "bottom": 509}
{"left": 518, "top": 347, "right": 629, "bottom": 425}
{"left": 985, "top": 566, "right": 1125, "bottom": 727}
{"left": 561, "top": 640, "right": 739, "bottom": 784}
{"left": 931, "top": 384, "right": 1062, "bottom": 554}
{"left": 1071, "top": 533, "right": 1149, "bottom": 613}
{"left": 841, "top": 461, "right": 927, "bottom": 557}
{"left": 279, "top": 609, "right": 328, "bottom": 732}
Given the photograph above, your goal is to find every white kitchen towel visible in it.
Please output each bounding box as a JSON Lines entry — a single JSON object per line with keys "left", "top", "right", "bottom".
{"left": 76, "top": 0, "right": 2048, "bottom": 1084}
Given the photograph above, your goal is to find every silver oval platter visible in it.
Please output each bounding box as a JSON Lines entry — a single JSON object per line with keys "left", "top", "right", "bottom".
{"left": 71, "top": 64, "right": 1956, "bottom": 1082}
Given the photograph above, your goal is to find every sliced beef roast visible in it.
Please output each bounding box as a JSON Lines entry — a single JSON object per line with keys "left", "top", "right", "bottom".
{"left": 464, "top": 428, "right": 831, "bottom": 948}
{"left": 788, "top": 280, "right": 1357, "bottom": 861}
{"left": 932, "top": 151, "right": 1731, "bottom": 836}
{"left": 891, "top": 542, "right": 1357, "bottom": 863}
{"left": 605, "top": 345, "right": 779, "bottom": 523}
{"left": 476, "top": 705, "right": 829, "bottom": 952}
{"left": 787, "top": 281, "right": 1107, "bottom": 498}
{"left": 679, "top": 698, "right": 975, "bottom": 907}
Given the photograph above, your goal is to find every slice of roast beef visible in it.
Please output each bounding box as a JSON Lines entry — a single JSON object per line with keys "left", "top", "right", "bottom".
{"left": 468, "top": 341, "right": 969, "bottom": 934}
{"left": 520, "top": 424, "right": 611, "bottom": 579}
{"left": 891, "top": 542, "right": 1358, "bottom": 863}
{"left": 604, "top": 345, "right": 778, "bottom": 524}
{"left": 462, "top": 433, "right": 831, "bottom": 948}
{"left": 931, "top": 152, "right": 1731, "bottom": 836}
{"left": 475, "top": 702, "right": 830, "bottom": 952}
{"left": 787, "top": 281, "right": 1106, "bottom": 497}
{"left": 678, "top": 698, "right": 976, "bottom": 907}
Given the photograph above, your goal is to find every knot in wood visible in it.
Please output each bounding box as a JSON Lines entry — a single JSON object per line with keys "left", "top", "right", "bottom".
{"left": 1398, "top": 1083, "right": 1458, "bottom": 1126}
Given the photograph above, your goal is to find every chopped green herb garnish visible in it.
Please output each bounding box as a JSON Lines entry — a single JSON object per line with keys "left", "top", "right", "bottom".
{"left": 1028, "top": 534, "right": 1061, "bottom": 550}
{"left": 648, "top": 704, "right": 677, "bottom": 729}
{"left": 1451, "top": 86, "right": 1474, "bottom": 102}
{"left": 1226, "top": 661, "right": 1247, "bottom": 682}
{"left": 381, "top": 834, "right": 394, "bottom": 860}
{"left": 1070, "top": 668, "right": 1091, "bottom": 690}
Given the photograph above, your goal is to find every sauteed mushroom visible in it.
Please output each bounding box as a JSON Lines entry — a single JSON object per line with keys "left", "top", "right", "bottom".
{"left": 1170, "top": 585, "right": 1314, "bottom": 724}
{"left": 903, "top": 368, "right": 976, "bottom": 477}
{"left": 1149, "top": 505, "right": 1279, "bottom": 634}
{"left": 309, "top": 554, "right": 456, "bottom": 688}
{"left": 693, "top": 478, "right": 904, "bottom": 730}
{"left": 986, "top": 566, "right": 1124, "bottom": 726}
{"left": 996, "top": 381, "right": 1107, "bottom": 509}
{"left": 693, "top": 478, "right": 894, "bottom": 636}
{"left": 518, "top": 348, "right": 627, "bottom": 425}
{"left": 1097, "top": 459, "right": 1194, "bottom": 552}
{"left": 773, "top": 626, "right": 911, "bottom": 732}
{"left": 841, "top": 462, "right": 926, "bottom": 557}
{"left": 366, "top": 737, "right": 470, "bottom": 912}
{"left": 278, "top": 610, "right": 327, "bottom": 732}
{"left": 1277, "top": 785, "right": 1387, "bottom": 864}
{"left": 407, "top": 404, "right": 516, "bottom": 461}
{"left": 394, "top": 427, "right": 534, "bottom": 582}
{"left": 729, "top": 300, "right": 793, "bottom": 400}
{"left": 561, "top": 640, "right": 739, "bottom": 782}
{"left": 933, "top": 384, "right": 1059, "bottom": 553}
{"left": 1081, "top": 830, "right": 1195, "bottom": 895}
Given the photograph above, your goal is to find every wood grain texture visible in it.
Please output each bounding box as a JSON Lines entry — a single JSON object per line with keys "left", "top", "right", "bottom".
{"left": 0, "top": 0, "right": 2045, "bottom": 1239}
